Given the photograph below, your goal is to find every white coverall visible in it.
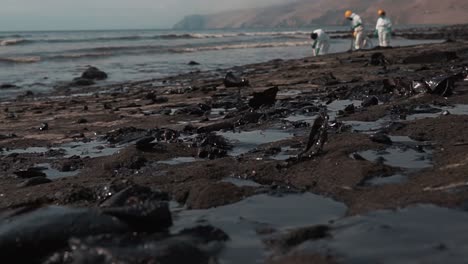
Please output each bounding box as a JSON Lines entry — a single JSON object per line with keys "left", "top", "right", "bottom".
{"left": 349, "top": 13, "right": 365, "bottom": 50}
{"left": 376, "top": 16, "right": 392, "bottom": 47}
{"left": 311, "top": 29, "right": 330, "bottom": 56}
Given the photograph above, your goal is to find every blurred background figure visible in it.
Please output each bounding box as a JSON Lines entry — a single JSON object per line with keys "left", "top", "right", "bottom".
{"left": 310, "top": 29, "right": 330, "bottom": 56}
{"left": 345, "top": 10, "right": 365, "bottom": 50}
{"left": 375, "top": 9, "right": 393, "bottom": 47}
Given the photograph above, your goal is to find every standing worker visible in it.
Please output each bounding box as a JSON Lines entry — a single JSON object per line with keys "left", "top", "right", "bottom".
{"left": 310, "top": 29, "right": 330, "bottom": 56}
{"left": 344, "top": 10, "right": 365, "bottom": 50}
{"left": 375, "top": 9, "right": 393, "bottom": 47}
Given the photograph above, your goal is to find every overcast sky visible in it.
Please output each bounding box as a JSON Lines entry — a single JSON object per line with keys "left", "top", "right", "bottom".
{"left": 0, "top": 0, "right": 290, "bottom": 31}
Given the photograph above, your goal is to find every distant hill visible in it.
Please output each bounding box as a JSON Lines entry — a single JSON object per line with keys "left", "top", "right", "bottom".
{"left": 173, "top": 0, "right": 468, "bottom": 29}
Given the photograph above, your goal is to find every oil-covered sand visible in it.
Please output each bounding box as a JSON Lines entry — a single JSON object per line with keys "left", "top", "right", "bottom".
{"left": 1, "top": 29, "right": 468, "bottom": 263}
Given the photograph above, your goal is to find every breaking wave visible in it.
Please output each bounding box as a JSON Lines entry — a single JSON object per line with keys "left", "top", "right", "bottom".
{"left": 0, "top": 56, "right": 41, "bottom": 64}
{"left": 0, "top": 39, "right": 28, "bottom": 46}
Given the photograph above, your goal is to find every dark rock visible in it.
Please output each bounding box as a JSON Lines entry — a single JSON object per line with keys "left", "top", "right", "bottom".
{"left": 14, "top": 167, "right": 47, "bottom": 179}
{"left": 17, "top": 177, "right": 52, "bottom": 188}
{"left": 0, "top": 83, "right": 17, "bottom": 89}
{"left": 248, "top": 86, "right": 279, "bottom": 109}
{"left": 361, "top": 96, "right": 379, "bottom": 107}
{"left": 195, "top": 133, "right": 232, "bottom": 160}
{"left": 224, "top": 72, "right": 249, "bottom": 88}
{"left": 81, "top": 66, "right": 108, "bottom": 80}
{"left": 76, "top": 118, "right": 88, "bottom": 124}
{"left": 369, "top": 52, "right": 388, "bottom": 66}
{"left": 344, "top": 104, "right": 355, "bottom": 114}
{"left": 370, "top": 133, "right": 393, "bottom": 145}
{"left": 0, "top": 206, "right": 129, "bottom": 262}
{"left": 72, "top": 78, "right": 95, "bottom": 86}
{"left": 403, "top": 51, "right": 457, "bottom": 64}
{"left": 188, "top": 61, "right": 201, "bottom": 66}
{"left": 135, "top": 136, "right": 156, "bottom": 151}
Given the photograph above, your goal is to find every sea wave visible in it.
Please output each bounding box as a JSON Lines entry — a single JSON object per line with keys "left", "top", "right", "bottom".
{"left": 0, "top": 31, "right": 314, "bottom": 46}
{"left": 0, "top": 39, "right": 29, "bottom": 46}
{"left": 170, "top": 41, "right": 310, "bottom": 53}
{"left": 0, "top": 56, "right": 41, "bottom": 63}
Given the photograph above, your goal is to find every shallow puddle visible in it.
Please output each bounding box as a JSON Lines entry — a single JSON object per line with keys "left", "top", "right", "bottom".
{"left": 3, "top": 140, "right": 122, "bottom": 159}
{"left": 300, "top": 205, "right": 468, "bottom": 264}
{"left": 157, "top": 157, "right": 198, "bottom": 165}
{"left": 220, "top": 177, "right": 263, "bottom": 187}
{"left": 406, "top": 104, "right": 468, "bottom": 121}
{"left": 357, "top": 146, "right": 432, "bottom": 170}
{"left": 35, "top": 163, "right": 80, "bottom": 179}
{"left": 364, "top": 174, "right": 408, "bottom": 186}
{"left": 172, "top": 193, "right": 347, "bottom": 264}
{"left": 269, "top": 146, "right": 298, "bottom": 161}
{"left": 218, "top": 129, "right": 294, "bottom": 156}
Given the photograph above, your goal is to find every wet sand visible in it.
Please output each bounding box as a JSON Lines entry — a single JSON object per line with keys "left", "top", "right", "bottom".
{"left": 1, "top": 27, "right": 468, "bottom": 263}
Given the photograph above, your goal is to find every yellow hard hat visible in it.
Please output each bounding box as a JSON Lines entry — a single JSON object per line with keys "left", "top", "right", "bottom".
{"left": 345, "top": 10, "right": 353, "bottom": 18}
{"left": 378, "top": 9, "right": 385, "bottom": 16}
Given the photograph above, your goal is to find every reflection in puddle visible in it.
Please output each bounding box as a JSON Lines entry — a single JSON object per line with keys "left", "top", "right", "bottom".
{"left": 3, "top": 140, "right": 122, "bottom": 159}
{"left": 270, "top": 146, "right": 298, "bottom": 161}
{"left": 406, "top": 104, "right": 468, "bottom": 121}
{"left": 218, "top": 129, "right": 294, "bottom": 156}
{"left": 301, "top": 205, "right": 468, "bottom": 263}
{"left": 173, "top": 193, "right": 347, "bottom": 264}
{"left": 357, "top": 147, "right": 432, "bottom": 169}
{"left": 220, "top": 177, "right": 263, "bottom": 187}
{"left": 365, "top": 174, "right": 408, "bottom": 186}
{"left": 157, "top": 157, "right": 197, "bottom": 165}
{"left": 35, "top": 163, "right": 80, "bottom": 179}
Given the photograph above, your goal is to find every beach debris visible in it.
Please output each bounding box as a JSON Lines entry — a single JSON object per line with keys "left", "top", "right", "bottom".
{"left": 224, "top": 72, "right": 249, "bottom": 88}
{"left": 195, "top": 133, "right": 232, "bottom": 159}
{"left": 248, "top": 86, "right": 279, "bottom": 109}
{"left": 299, "top": 110, "right": 329, "bottom": 159}
{"left": 412, "top": 75, "right": 455, "bottom": 96}
{"left": 81, "top": 66, "right": 108, "bottom": 80}
{"left": 39, "top": 122, "right": 49, "bottom": 131}
{"left": 403, "top": 51, "right": 457, "bottom": 64}
{"left": 362, "top": 96, "right": 379, "bottom": 107}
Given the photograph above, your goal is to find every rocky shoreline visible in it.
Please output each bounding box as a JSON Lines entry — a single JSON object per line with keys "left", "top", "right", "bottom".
{"left": 1, "top": 30, "right": 468, "bottom": 263}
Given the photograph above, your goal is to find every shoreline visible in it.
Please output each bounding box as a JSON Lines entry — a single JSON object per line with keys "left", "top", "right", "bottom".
{"left": 1, "top": 30, "right": 468, "bottom": 263}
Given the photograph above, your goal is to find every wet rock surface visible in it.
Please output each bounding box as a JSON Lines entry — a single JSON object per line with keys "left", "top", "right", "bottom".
{"left": 1, "top": 32, "right": 468, "bottom": 263}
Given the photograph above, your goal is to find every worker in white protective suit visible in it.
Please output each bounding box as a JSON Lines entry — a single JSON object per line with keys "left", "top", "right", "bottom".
{"left": 375, "top": 9, "right": 393, "bottom": 47}
{"left": 310, "top": 29, "right": 330, "bottom": 56}
{"left": 345, "top": 10, "right": 365, "bottom": 50}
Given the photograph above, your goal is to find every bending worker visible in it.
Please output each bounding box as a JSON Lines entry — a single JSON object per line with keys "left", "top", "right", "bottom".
{"left": 345, "top": 10, "right": 365, "bottom": 50}
{"left": 375, "top": 9, "right": 393, "bottom": 47}
{"left": 310, "top": 29, "right": 330, "bottom": 56}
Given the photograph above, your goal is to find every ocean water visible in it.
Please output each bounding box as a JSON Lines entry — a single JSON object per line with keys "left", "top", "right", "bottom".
{"left": 0, "top": 27, "right": 441, "bottom": 98}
